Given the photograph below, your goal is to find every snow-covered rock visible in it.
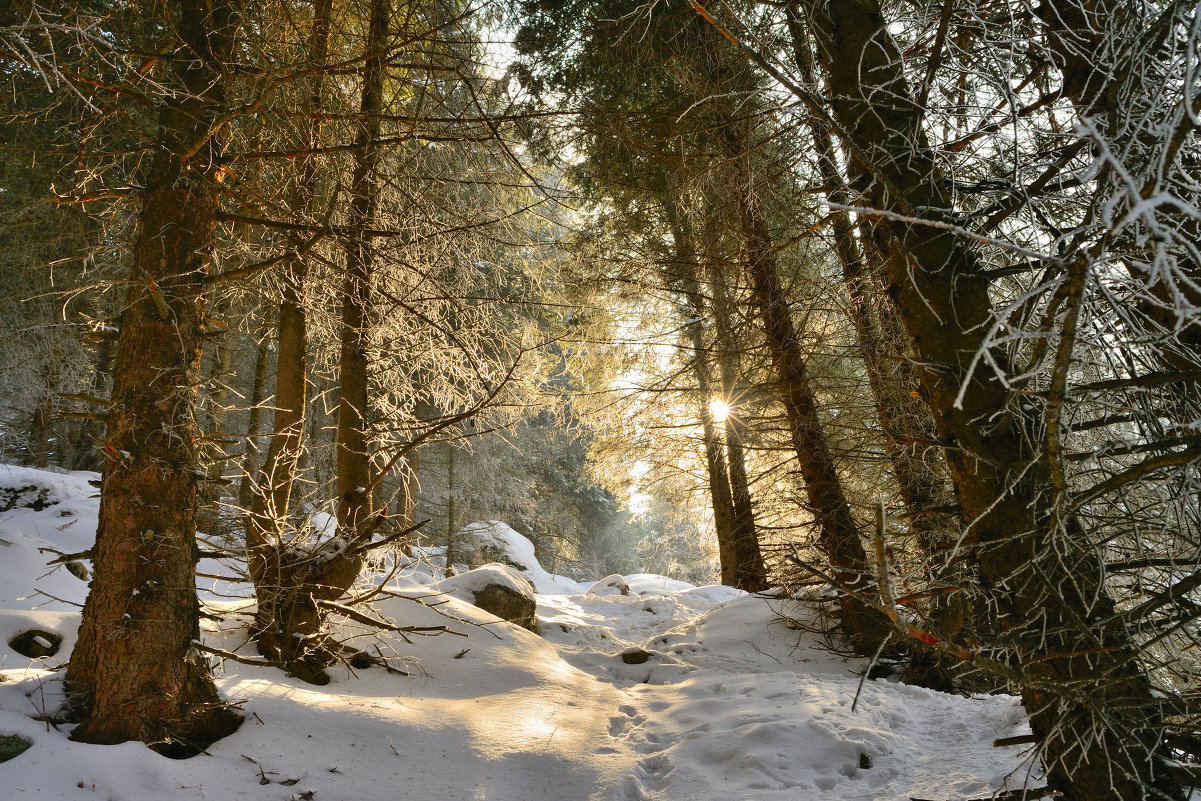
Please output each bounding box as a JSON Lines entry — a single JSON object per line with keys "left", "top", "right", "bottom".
{"left": 586, "top": 574, "right": 630, "bottom": 597}
{"left": 437, "top": 563, "right": 538, "bottom": 631}
{"left": 448, "top": 521, "right": 589, "bottom": 594}
{"left": 451, "top": 520, "right": 539, "bottom": 571}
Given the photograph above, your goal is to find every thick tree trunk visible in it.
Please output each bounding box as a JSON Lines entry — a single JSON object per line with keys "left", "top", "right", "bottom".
{"left": 794, "top": 2, "right": 1183, "bottom": 798}
{"left": 65, "top": 0, "right": 242, "bottom": 755}
{"left": 718, "top": 120, "right": 889, "bottom": 652}
{"left": 785, "top": 13, "right": 962, "bottom": 688}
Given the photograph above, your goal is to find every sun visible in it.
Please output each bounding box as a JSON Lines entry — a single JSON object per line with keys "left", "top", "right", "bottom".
{"left": 709, "top": 398, "right": 730, "bottom": 423}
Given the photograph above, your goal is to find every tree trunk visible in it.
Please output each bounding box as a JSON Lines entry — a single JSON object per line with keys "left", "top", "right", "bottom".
{"left": 198, "top": 316, "right": 233, "bottom": 533}
{"left": 705, "top": 259, "right": 767, "bottom": 591}
{"left": 445, "top": 439, "right": 457, "bottom": 567}
{"left": 666, "top": 199, "right": 760, "bottom": 590}
{"left": 238, "top": 328, "right": 271, "bottom": 510}
{"left": 243, "top": 0, "right": 346, "bottom": 683}
{"left": 74, "top": 330, "right": 116, "bottom": 471}
{"left": 336, "top": 0, "right": 389, "bottom": 544}
{"left": 794, "top": 2, "right": 1183, "bottom": 798}
{"left": 28, "top": 391, "right": 51, "bottom": 469}
{"left": 65, "top": 0, "right": 243, "bottom": 755}
{"left": 718, "top": 119, "right": 889, "bottom": 652}
{"left": 785, "top": 12, "right": 962, "bottom": 688}
{"left": 683, "top": 282, "right": 739, "bottom": 587}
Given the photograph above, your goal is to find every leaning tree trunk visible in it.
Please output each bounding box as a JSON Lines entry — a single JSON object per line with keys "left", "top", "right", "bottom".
{"left": 785, "top": 12, "right": 963, "bottom": 689}
{"left": 789, "top": 2, "right": 1183, "bottom": 798}
{"left": 718, "top": 118, "right": 889, "bottom": 653}
{"left": 65, "top": 0, "right": 243, "bottom": 755}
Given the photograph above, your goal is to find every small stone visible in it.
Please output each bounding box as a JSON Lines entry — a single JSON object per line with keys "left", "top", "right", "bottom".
{"left": 587, "top": 575, "right": 630, "bottom": 597}
{"left": 0, "top": 734, "right": 31, "bottom": 763}
{"left": 620, "top": 647, "right": 651, "bottom": 665}
{"left": 9, "top": 629, "right": 62, "bottom": 658}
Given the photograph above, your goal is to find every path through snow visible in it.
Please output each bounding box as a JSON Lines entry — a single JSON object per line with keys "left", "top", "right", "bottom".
{"left": 0, "top": 466, "right": 1039, "bottom": 801}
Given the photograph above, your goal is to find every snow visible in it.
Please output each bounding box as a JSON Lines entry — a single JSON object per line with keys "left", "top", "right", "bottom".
{"left": 0, "top": 465, "right": 1041, "bottom": 800}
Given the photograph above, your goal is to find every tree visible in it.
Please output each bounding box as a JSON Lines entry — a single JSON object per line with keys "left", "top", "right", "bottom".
{"left": 64, "top": 0, "right": 244, "bottom": 754}
{"left": 729, "top": 1, "right": 1188, "bottom": 796}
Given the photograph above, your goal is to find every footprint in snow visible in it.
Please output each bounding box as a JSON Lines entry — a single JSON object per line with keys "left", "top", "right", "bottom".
{"left": 633, "top": 752, "right": 674, "bottom": 791}
{"left": 607, "top": 704, "right": 645, "bottom": 737}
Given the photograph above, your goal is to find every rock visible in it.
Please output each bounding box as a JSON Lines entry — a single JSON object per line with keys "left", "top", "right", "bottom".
{"left": 587, "top": 574, "right": 630, "bottom": 597}
{"left": 450, "top": 521, "right": 535, "bottom": 571}
{"left": 440, "top": 564, "right": 538, "bottom": 631}
{"left": 471, "top": 581, "right": 537, "bottom": 631}
{"left": 0, "top": 734, "right": 31, "bottom": 763}
{"left": 8, "top": 629, "right": 62, "bottom": 658}
{"left": 620, "top": 647, "right": 651, "bottom": 664}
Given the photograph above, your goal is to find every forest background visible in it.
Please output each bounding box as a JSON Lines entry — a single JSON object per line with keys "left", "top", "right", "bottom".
{"left": 2, "top": 2, "right": 1201, "bottom": 800}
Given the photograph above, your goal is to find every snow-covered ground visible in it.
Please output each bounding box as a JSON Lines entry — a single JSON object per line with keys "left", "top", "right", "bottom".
{"left": 0, "top": 464, "right": 1039, "bottom": 800}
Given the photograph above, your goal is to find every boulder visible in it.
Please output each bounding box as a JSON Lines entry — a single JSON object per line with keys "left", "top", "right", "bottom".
{"left": 450, "top": 521, "right": 536, "bottom": 571}
{"left": 440, "top": 564, "right": 538, "bottom": 631}
{"left": 471, "top": 582, "right": 537, "bottom": 632}
{"left": 620, "top": 647, "right": 651, "bottom": 664}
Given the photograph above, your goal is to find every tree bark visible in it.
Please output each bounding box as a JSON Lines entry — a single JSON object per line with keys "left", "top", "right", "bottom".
{"left": 73, "top": 330, "right": 116, "bottom": 471}
{"left": 793, "top": 2, "right": 1183, "bottom": 798}
{"left": 238, "top": 328, "right": 271, "bottom": 510}
{"left": 679, "top": 257, "right": 739, "bottom": 586}
{"left": 243, "top": 0, "right": 352, "bottom": 684}
{"left": 336, "top": 0, "right": 389, "bottom": 544}
{"left": 785, "top": 11, "right": 963, "bottom": 687}
{"left": 717, "top": 118, "right": 889, "bottom": 652}
{"left": 65, "top": 0, "right": 242, "bottom": 755}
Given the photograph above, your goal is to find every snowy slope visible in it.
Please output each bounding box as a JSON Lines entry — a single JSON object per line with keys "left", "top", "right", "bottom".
{"left": 0, "top": 465, "right": 1040, "bottom": 800}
